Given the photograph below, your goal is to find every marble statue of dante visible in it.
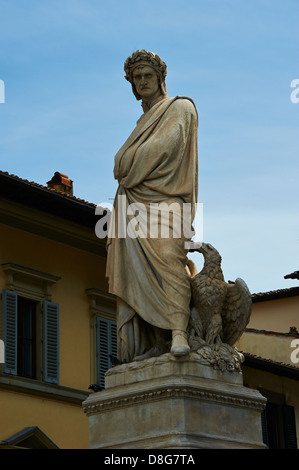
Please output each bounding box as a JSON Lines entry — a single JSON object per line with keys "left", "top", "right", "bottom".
{"left": 106, "top": 50, "right": 198, "bottom": 363}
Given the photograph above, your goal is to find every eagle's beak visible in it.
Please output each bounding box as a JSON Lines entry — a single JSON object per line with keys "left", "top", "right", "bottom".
{"left": 188, "top": 241, "right": 205, "bottom": 253}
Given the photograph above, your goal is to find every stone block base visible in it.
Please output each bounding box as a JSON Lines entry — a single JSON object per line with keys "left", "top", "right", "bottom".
{"left": 83, "top": 353, "right": 266, "bottom": 449}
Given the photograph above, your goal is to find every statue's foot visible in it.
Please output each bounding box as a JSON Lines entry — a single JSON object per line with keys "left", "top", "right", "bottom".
{"left": 171, "top": 330, "right": 190, "bottom": 357}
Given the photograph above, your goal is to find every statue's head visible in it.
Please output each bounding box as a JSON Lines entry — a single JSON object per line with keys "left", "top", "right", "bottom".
{"left": 124, "top": 49, "right": 167, "bottom": 101}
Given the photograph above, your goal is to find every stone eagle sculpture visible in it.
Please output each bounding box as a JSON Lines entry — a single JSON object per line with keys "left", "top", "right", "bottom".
{"left": 187, "top": 242, "right": 252, "bottom": 349}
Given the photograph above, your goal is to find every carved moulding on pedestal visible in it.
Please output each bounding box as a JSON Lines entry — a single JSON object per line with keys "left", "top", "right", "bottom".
{"left": 83, "top": 353, "right": 266, "bottom": 449}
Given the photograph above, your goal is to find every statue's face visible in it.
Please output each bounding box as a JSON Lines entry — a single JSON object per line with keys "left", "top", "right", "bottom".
{"left": 132, "top": 65, "right": 161, "bottom": 101}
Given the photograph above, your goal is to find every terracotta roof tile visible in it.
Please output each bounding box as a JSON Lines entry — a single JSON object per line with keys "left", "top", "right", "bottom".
{"left": 245, "top": 327, "right": 299, "bottom": 337}
{"left": 242, "top": 351, "right": 299, "bottom": 375}
{"left": 252, "top": 286, "right": 299, "bottom": 302}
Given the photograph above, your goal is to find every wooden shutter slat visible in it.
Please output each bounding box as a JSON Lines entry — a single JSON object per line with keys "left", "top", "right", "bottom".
{"left": 43, "top": 301, "right": 59, "bottom": 384}
{"left": 2, "top": 290, "right": 18, "bottom": 375}
{"left": 110, "top": 322, "right": 117, "bottom": 360}
{"left": 283, "top": 405, "right": 297, "bottom": 449}
{"left": 96, "top": 317, "right": 117, "bottom": 389}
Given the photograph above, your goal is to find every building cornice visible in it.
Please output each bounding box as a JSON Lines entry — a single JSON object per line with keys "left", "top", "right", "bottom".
{"left": 243, "top": 353, "right": 299, "bottom": 380}
{"left": 0, "top": 196, "right": 106, "bottom": 256}
{"left": 0, "top": 171, "right": 107, "bottom": 256}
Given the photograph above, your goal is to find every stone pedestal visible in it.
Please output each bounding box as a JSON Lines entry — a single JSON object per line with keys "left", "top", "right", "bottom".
{"left": 83, "top": 352, "right": 266, "bottom": 449}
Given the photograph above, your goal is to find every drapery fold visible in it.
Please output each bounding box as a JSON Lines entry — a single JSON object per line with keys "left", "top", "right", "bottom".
{"left": 106, "top": 96, "right": 198, "bottom": 333}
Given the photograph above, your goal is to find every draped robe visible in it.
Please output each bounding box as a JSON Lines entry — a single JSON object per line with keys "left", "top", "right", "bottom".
{"left": 106, "top": 95, "right": 198, "bottom": 359}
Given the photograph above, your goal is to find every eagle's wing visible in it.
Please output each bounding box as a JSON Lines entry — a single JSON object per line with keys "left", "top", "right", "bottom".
{"left": 221, "top": 278, "right": 252, "bottom": 345}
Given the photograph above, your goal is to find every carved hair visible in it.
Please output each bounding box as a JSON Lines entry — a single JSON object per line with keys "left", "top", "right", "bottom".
{"left": 124, "top": 49, "right": 167, "bottom": 100}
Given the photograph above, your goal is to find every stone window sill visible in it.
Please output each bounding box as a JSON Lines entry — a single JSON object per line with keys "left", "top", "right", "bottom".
{"left": 0, "top": 373, "right": 89, "bottom": 405}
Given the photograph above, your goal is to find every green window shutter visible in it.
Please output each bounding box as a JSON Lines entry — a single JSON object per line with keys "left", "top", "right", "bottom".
{"left": 283, "top": 405, "right": 297, "bottom": 449}
{"left": 96, "top": 317, "right": 117, "bottom": 389}
{"left": 261, "top": 408, "right": 269, "bottom": 448}
{"left": 2, "top": 289, "right": 18, "bottom": 375}
{"left": 43, "top": 301, "right": 59, "bottom": 384}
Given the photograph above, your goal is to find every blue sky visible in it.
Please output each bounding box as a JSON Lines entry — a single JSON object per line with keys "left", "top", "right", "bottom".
{"left": 0, "top": 0, "right": 298, "bottom": 294}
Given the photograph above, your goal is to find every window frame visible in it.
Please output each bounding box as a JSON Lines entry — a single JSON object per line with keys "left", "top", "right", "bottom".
{"left": 2, "top": 290, "right": 60, "bottom": 384}
{"left": 1, "top": 263, "right": 61, "bottom": 384}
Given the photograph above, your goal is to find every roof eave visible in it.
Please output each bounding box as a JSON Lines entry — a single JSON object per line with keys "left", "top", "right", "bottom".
{"left": 0, "top": 171, "right": 99, "bottom": 229}
{"left": 243, "top": 353, "right": 299, "bottom": 380}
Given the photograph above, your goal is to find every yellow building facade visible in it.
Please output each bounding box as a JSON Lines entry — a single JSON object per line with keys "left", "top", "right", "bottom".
{"left": 0, "top": 171, "right": 116, "bottom": 449}
{"left": 238, "top": 287, "right": 299, "bottom": 364}
{"left": 236, "top": 285, "right": 299, "bottom": 448}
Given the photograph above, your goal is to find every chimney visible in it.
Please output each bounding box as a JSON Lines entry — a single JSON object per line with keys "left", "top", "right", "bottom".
{"left": 47, "top": 172, "right": 73, "bottom": 196}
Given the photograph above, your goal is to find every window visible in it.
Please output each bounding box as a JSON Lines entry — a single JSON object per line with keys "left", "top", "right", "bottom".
{"left": 261, "top": 390, "right": 297, "bottom": 449}
{"left": 1, "top": 263, "right": 61, "bottom": 385}
{"left": 2, "top": 290, "right": 59, "bottom": 384}
{"left": 85, "top": 288, "right": 117, "bottom": 389}
{"left": 17, "top": 296, "right": 37, "bottom": 379}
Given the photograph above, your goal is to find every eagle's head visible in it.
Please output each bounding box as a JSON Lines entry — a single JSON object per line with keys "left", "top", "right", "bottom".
{"left": 189, "top": 242, "right": 222, "bottom": 265}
